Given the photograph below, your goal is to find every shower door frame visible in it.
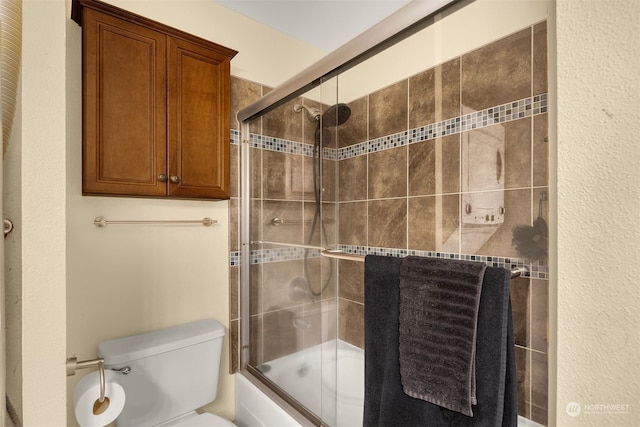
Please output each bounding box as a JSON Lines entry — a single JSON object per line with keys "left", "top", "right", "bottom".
{"left": 238, "top": 0, "right": 467, "bottom": 424}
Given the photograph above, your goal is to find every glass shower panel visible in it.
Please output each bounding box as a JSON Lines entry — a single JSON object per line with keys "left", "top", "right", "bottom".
{"left": 331, "top": 3, "right": 550, "bottom": 425}
{"left": 246, "top": 80, "right": 341, "bottom": 425}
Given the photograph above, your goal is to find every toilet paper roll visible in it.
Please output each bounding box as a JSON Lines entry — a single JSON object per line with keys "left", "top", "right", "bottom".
{"left": 73, "top": 370, "right": 126, "bottom": 427}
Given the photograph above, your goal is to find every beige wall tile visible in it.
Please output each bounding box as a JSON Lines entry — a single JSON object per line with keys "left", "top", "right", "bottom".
{"left": 408, "top": 194, "right": 459, "bottom": 251}
{"left": 369, "top": 80, "right": 408, "bottom": 139}
{"left": 300, "top": 256, "right": 337, "bottom": 300}
{"left": 503, "top": 118, "right": 532, "bottom": 189}
{"left": 263, "top": 151, "right": 303, "bottom": 200}
{"left": 230, "top": 76, "right": 263, "bottom": 132}
{"left": 510, "top": 276, "right": 530, "bottom": 347}
{"left": 230, "top": 144, "right": 239, "bottom": 198}
{"left": 262, "top": 200, "right": 305, "bottom": 244}
{"left": 229, "top": 198, "right": 239, "bottom": 251}
{"left": 262, "top": 97, "right": 303, "bottom": 141}
{"left": 533, "top": 113, "right": 549, "bottom": 187}
{"left": 368, "top": 199, "right": 407, "bottom": 248}
{"left": 409, "top": 58, "right": 461, "bottom": 127}
{"left": 339, "top": 201, "right": 368, "bottom": 245}
{"left": 533, "top": 21, "right": 548, "bottom": 96}
{"left": 338, "top": 260, "right": 365, "bottom": 304}
{"left": 339, "top": 155, "right": 367, "bottom": 201}
{"left": 262, "top": 306, "right": 304, "bottom": 361}
{"left": 260, "top": 260, "right": 305, "bottom": 311}
{"left": 470, "top": 188, "right": 532, "bottom": 258}
{"left": 250, "top": 146, "right": 263, "bottom": 199}
{"left": 531, "top": 351, "right": 548, "bottom": 425}
{"left": 338, "top": 96, "right": 368, "bottom": 147}
{"left": 338, "top": 299, "right": 364, "bottom": 349}
{"left": 462, "top": 28, "right": 531, "bottom": 111}
{"left": 229, "top": 266, "right": 239, "bottom": 320}
{"left": 303, "top": 202, "right": 331, "bottom": 247}
{"left": 368, "top": 147, "right": 407, "bottom": 199}
{"left": 249, "top": 264, "right": 262, "bottom": 316}
{"left": 229, "top": 319, "right": 239, "bottom": 374}
{"left": 409, "top": 135, "right": 460, "bottom": 196}
{"left": 531, "top": 279, "right": 549, "bottom": 352}
{"left": 515, "top": 347, "right": 531, "bottom": 418}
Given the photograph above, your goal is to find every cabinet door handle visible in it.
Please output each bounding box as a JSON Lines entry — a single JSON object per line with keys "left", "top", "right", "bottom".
{"left": 158, "top": 173, "right": 168, "bottom": 182}
{"left": 170, "top": 175, "right": 181, "bottom": 184}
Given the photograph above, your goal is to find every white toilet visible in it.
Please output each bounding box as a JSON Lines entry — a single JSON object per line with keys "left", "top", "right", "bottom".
{"left": 97, "top": 318, "right": 236, "bottom": 427}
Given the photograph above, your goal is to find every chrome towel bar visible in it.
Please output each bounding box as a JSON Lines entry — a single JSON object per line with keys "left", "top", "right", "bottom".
{"left": 270, "top": 217, "right": 334, "bottom": 226}
{"left": 320, "top": 250, "right": 528, "bottom": 278}
{"left": 94, "top": 217, "right": 217, "bottom": 227}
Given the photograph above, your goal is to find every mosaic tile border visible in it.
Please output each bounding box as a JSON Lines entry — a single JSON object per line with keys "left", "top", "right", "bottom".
{"left": 230, "top": 245, "right": 548, "bottom": 279}
{"left": 231, "top": 130, "right": 337, "bottom": 160}
{"left": 229, "top": 247, "right": 321, "bottom": 267}
{"left": 232, "top": 94, "right": 547, "bottom": 164}
{"left": 336, "top": 244, "right": 548, "bottom": 279}
{"left": 337, "top": 94, "right": 547, "bottom": 160}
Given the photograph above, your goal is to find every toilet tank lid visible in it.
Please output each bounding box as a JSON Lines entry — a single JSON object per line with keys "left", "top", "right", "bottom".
{"left": 98, "top": 319, "right": 225, "bottom": 365}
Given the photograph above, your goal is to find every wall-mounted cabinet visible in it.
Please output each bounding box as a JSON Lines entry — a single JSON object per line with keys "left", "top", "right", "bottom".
{"left": 72, "top": 0, "right": 237, "bottom": 199}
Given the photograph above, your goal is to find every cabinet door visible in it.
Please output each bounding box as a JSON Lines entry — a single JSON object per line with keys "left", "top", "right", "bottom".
{"left": 82, "top": 8, "right": 167, "bottom": 196}
{"left": 167, "top": 37, "right": 231, "bottom": 199}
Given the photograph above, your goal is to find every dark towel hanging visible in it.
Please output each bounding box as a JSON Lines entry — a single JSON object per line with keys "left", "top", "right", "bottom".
{"left": 398, "top": 256, "right": 487, "bottom": 416}
{"left": 363, "top": 255, "right": 517, "bottom": 427}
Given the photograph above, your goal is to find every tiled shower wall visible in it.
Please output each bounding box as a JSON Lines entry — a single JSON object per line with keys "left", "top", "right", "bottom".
{"left": 229, "top": 22, "right": 549, "bottom": 425}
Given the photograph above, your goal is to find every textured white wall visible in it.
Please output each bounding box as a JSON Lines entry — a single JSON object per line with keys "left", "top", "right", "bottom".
{"left": 20, "top": 0, "right": 68, "bottom": 425}
{"left": 554, "top": 0, "right": 640, "bottom": 425}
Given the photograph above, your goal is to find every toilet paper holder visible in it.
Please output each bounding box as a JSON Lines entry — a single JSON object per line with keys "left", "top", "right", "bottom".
{"left": 66, "top": 357, "right": 107, "bottom": 404}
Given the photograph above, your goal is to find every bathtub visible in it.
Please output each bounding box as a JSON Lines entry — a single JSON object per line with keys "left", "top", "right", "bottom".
{"left": 235, "top": 339, "right": 544, "bottom": 427}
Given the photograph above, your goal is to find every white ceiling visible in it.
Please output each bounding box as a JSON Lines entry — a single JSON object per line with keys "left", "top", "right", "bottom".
{"left": 212, "top": 0, "right": 412, "bottom": 52}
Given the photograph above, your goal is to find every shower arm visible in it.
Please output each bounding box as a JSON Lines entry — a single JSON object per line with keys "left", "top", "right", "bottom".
{"left": 293, "top": 103, "right": 320, "bottom": 122}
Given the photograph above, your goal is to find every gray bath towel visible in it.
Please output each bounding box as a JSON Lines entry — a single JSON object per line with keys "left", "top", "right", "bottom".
{"left": 399, "top": 256, "right": 487, "bottom": 416}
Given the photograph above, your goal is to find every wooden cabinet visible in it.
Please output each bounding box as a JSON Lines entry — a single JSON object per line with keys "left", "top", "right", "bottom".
{"left": 72, "top": 0, "right": 237, "bottom": 199}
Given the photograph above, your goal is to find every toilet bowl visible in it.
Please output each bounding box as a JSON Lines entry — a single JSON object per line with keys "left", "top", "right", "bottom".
{"left": 96, "top": 319, "right": 236, "bottom": 427}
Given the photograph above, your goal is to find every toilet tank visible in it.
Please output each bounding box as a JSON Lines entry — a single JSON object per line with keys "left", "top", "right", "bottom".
{"left": 97, "top": 319, "right": 226, "bottom": 427}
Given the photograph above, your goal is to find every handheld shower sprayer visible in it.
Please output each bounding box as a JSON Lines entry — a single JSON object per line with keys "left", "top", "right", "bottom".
{"left": 291, "top": 101, "right": 352, "bottom": 298}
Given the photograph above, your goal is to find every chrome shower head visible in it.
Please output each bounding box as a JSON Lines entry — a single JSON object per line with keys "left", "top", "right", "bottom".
{"left": 322, "top": 103, "right": 351, "bottom": 127}
{"left": 294, "top": 103, "right": 352, "bottom": 127}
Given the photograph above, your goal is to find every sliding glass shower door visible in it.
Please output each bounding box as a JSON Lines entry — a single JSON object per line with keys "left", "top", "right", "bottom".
{"left": 243, "top": 79, "right": 344, "bottom": 425}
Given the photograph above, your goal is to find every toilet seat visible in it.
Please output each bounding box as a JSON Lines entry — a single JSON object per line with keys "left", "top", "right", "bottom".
{"left": 159, "top": 412, "right": 237, "bottom": 427}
